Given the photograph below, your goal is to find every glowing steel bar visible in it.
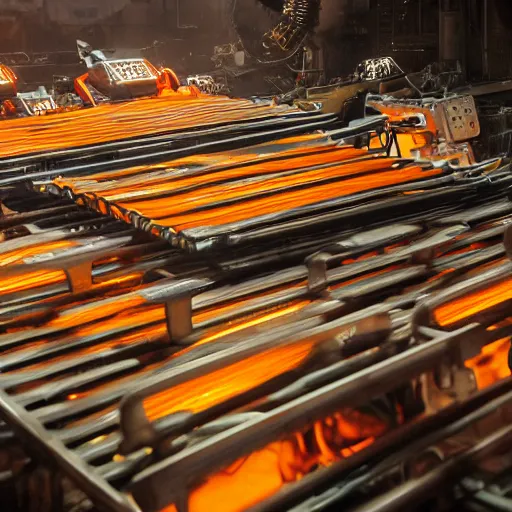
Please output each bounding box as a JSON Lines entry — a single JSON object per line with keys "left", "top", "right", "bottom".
{"left": 143, "top": 339, "right": 316, "bottom": 421}
{"left": 433, "top": 278, "right": 512, "bottom": 327}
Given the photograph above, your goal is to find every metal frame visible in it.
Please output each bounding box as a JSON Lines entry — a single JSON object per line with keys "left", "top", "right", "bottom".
{"left": 118, "top": 300, "right": 396, "bottom": 454}
{"left": 0, "top": 196, "right": 510, "bottom": 512}
{"left": 127, "top": 229, "right": 512, "bottom": 512}
{"left": 128, "top": 324, "right": 479, "bottom": 512}
{"left": 0, "top": 388, "right": 140, "bottom": 512}
{"left": 0, "top": 235, "right": 132, "bottom": 293}
{"left": 249, "top": 377, "right": 512, "bottom": 511}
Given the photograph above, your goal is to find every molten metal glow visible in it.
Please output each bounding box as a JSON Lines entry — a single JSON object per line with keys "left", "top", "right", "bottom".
{"left": 466, "top": 337, "right": 511, "bottom": 389}
{"left": 47, "top": 292, "right": 150, "bottom": 330}
{"left": 116, "top": 158, "right": 396, "bottom": 220}
{"left": 433, "top": 278, "right": 512, "bottom": 327}
{"left": 54, "top": 133, "right": 333, "bottom": 184}
{"left": 192, "top": 301, "right": 310, "bottom": 347}
{"left": 0, "top": 240, "right": 77, "bottom": 267}
{"left": 0, "top": 269, "right": 65, "bottom": 295}
{"left": 143, "top": 339, "right": 316, "bottom": 421}
{"left": 0, "top": 97, "right": 306, "bottom": 158}
{"left": 160, "top": 409, "right": 387, "bottom": 512}
{"left": 59, "top": 146, "right": 367, "bottom": 198}
{"left": 155, "top": 166, "right": 441, "bottom": 232}
{"left": 0, "top": 64, "right": 17, "bottom": 85}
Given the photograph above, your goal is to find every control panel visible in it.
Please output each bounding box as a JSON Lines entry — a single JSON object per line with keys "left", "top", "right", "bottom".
{"left": 433, "top": 95, "right": 480, "bottom": 143}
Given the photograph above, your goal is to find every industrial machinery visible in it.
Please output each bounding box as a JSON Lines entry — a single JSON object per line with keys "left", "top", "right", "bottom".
{"left": 0, "top": 41, "right": 205, "bottom": 118}
{"left": 0, "top": 87, "right": 511, "bottom": 512}
{"left": 0, "top": 63, "right": 18, "bottom": 117}
{"left": 73, "top": 40, "right": 203, "bottom": 106}
{"left": 233, "top": 0, "right": 322, "bottom": 62}
{"left": 0, "top": 2, "right": 511, "bottom": 509}
{"left": 0, "top": 63, "right": 62, "bottom": 118}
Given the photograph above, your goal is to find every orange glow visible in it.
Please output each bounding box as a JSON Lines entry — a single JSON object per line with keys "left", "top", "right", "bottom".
{"left": 192, "top": 301, "right": 310, "bottom": 348}
{"left": 0, "top": 97, "right": 310, "bottom": 158}
{"left": 0, "top": 240, "right": 77, "bottom": 267}
{"left": 367, "top": 101, "right": 437, "bottom": 133}
{"left": 154, "top": 165, "right": 441, "bottom": 232}
{"left": 72, "top": 304, "right": 165, "bottom": 338}
{"left": 161, "top": 439, "right": 307, "bottom": 512}
{"left": 74, "top": 73, "right": 97, "bottom": 106}
{"left": 0, "top": 269, "right": 65, "bottom": 295}
{"left": 48, "top": 118, "right": 449, "bottom": 251}
{"left": 369, "top": 131, "right": 432, "bottom": 158}
{"left": 341, "top": 250, "right": 382, "bottom": 265}
{"left": 433, "top": 278, "right": 512, "bottom": 327}
{"left": 444, "top": 242, "right": 491, "bottom": 257}
{"left": 143, "top": 339, "right": 316, "bottom": 421}
{"left": 54, "top": 133, "right": 334, "bottom": 185}
{"left": 159, "top": 409, "right": 387, "bottom": 512}
{"left": 340, "top": 437, "right": 375, "bottom": 458}
{"left": 0, "top": 266, "right": 141, "bottom": 301}
{"left": 68, "top": 147, "right": 369, "bottom": 202}
{"left": 0, "top": 64, "right": 17, "bottom": 85}
{"left": 314, "top": 409, "right": 388, "bottom": 465}
{"left": 11, "top": 322, "right": 168, "bottom": 382}
{"left": 47, "top": 294, "right": 147, "bottom": 330}
{"left": 367, "top": 100, "right": 474, "bottom": 165}
{"left": 465, "top": 337, "right": 511, "bottom": 389}
{"left": 119, "top": 158, "right": 394, "bottom": 221}
{"left": 193, "top": 292, "right": 304, "bottom": 325}
{"left": 330, "top": 265, "right": 402, "bottom": 294}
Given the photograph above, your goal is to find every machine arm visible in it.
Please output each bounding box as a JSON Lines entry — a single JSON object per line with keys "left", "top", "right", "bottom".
{"left": 234, "top": 0, "right": 322, "bottom": 62}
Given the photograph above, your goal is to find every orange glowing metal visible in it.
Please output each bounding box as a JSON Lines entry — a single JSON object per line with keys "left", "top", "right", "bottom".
{"left": 0, "top": 64, "right": 17, "bottom": 85}
{"left": 65, "top": 133, "right": 342, "bottom": 183}
{"left": 143, "top": 339, "right": 316, "bottom": 422}
{"left": 161, "top": 439, "right": 306, "bottom": 512}
{"left": 72, "top": 148, "right": 369, "bottom": 203}
{"left": 340, "top": 436, "right": 375, "bottom": 458}
{"left": 433, "top": 278, "right": 512, "bottom": 327}
{"left": 12, "top": 322, "right": 168, "bottom": 379}
{"left": 0, "top": 269, "right": 65, "bottom": 295}
{"left": 73, "top": 304, "right": 165, "bottom": 338}
{"left": 466, "top": 337, "right": 511, "bottom": 389}
{"left": 314, "top": 409, "right": 387, "bottom": 464}
{"left": 367, "top": 101, "right": 437, "bottom": 133}
{"left": 426, "top": 268, "right": 455, "bottom": 284}
{"left": 155, "top": 165, "right": 441, "bottom": 232}
{"left": 370, "top": 131, "right": 432, "bottom": 158}
{"left": 47, "top": 294, "right": 147, "bottom": 330}
{"left": 330, "top": 266, "right": 402, "bottom": 293}
{"left": 342, "top": 250, "right": 382, "bottom": 265}
{"left": 0, "top": 97, "right": 303, "bottom": 158}
{"left": 191, "top": 301, "right": 310, "bottom": 348}
{"left": 116, "top": 157, "right": 396, "bottom": 220}
{"left": 444, "top": 242, "right": 491, "bottom": 257}
{"left": 0, "top": 266, "right": 140, "bottom": 301}
{"left": 192, "top": 292, "right": 305, "bottom": 325}
{"left": 192, "top": 276, "right": 308, "bottom": 327}
{"left": 160, "top": 410, "right": 386, "bottom": 512}
{"left": 0, "top": 240, "right": 77, "bottom": 267}
{"left": 467, "top": 259, "right": 510, "bottom": 278}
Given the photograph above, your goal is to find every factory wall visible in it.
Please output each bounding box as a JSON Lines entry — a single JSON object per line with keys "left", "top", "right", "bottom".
{"left": 1, "top": 0, "right": 512, "bottom": 84}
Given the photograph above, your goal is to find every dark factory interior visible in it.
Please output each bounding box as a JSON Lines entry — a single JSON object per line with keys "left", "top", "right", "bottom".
{"left": 1, "top": 1, "right": 512, "bottom": 512}
{"left": 4, "top": 1, "right": 512, "bottom": 87}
